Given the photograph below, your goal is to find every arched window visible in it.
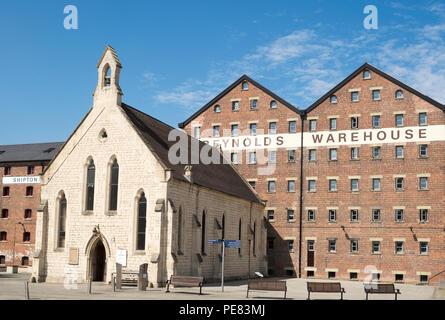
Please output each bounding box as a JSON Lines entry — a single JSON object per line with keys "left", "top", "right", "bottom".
{"left": 242, "top": 81, "right": 248, "bottom": 90}
{"left": 104, "top": 64, "right": 111, "bottom": 87}
{"left": 330, "top": 95, "right": 337, "bottom": 104}
{"left": 177, "top": 207, "right": 182, "bottom": 253}
{"left": 85, "top": 160, "right": 95, "bottom": 211}
{"left": 396, "top": 90, "right": 404, "bottom": 99}
{"left": 57, "top": 193, "right": 67, "bottom": 248}
{"left": 253, "top": 222, "right": 256, "bottom": 256}
{"left": 270, "top": 101, "right": 277, "bottom": 109}
{"left": 108, "top": 159, "right": 119, "bottom": 211}
{"left": 238, "top": 219, "right": 242, "bottom": 255}
{"left": 201, "top": 211, "right": 206, "bottom": 254}
{"left": 136, "top": 193, "right": 147, "bottom": 250}
{"left": 214, "top": 105, "right": 221, "bottom": 113}
{"left": 363, "top": 70, "right": 371, "bottom": 79}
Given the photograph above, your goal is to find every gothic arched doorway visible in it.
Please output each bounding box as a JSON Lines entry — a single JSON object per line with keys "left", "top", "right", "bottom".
{"left": 90, "top": 238, "right": 106, "bottom": 281}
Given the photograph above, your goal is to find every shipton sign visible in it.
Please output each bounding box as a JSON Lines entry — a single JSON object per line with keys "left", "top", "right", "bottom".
{"left": 2, "top": 176, "right": 40, "bottom": 184}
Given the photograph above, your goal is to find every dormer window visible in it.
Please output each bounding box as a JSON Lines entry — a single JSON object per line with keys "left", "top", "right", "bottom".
{"left": 214, "top": 105, "right": 221, "bottom": 113}
{"left": 242, "top": 81, "right": 248, "bottom": 90}
{"left": 395, "top": 90, "right": 404, "bottom": 99}
{"left": 330, "top": 95, "right": 337, "bottom": 104}
{"left": 363, "top": 70, "right": 371, "bottom": 79}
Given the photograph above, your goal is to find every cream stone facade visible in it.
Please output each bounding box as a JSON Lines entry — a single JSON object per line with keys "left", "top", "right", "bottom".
{"left": 31, "top": 46, "right": 266, "bottom": 286}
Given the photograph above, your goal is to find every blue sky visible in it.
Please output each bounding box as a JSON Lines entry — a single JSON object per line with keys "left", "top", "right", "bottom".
{"left": 1, "top": 0, "right": 444, "bottom": 144}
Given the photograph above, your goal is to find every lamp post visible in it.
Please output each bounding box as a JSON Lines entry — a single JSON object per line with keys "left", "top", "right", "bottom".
{"left": 12, "top": 222, "right": 25, "bottom": 270}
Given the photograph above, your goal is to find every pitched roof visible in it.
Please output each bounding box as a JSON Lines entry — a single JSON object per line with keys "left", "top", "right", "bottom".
{"left": 304, "top": 62, "right": 445, "bottom": 113}
{"left": 120, "top": 103, "right": 262, "bottom": 203}
{"left": 178, "top": 74, "right": 301, "bottom": 128}
{"left": 0, "top": 142, "right": 64, "bottom": 164}
{"left": 96, "top": 45, "right": 122, "bottom": 68}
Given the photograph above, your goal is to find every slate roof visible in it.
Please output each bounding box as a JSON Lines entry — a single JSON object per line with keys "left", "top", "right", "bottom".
{"left": 120, "top": 103, "right": 262, "bottom": 203}
{"left": 0, "top": 142, "right": 64, "bottom": 163}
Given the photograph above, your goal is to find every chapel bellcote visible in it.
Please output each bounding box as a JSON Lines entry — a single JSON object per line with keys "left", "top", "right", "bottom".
{"left": 93, "top": 45, "right": 123, "bottom": 106}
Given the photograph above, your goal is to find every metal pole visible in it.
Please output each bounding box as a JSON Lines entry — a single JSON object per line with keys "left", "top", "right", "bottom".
{"left": 25, "top": 281, "right": 29, "bottom": 300}
{"left": 112, "top": 275, "right": 115, "bottom": 292}
{"left": 87, "top": 279, "right": 92, "bottom": 294}
{"left": 221, "top": 241, "right": 225, "bottom": 292}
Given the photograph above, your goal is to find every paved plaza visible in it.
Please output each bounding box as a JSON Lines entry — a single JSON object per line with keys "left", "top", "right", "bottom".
{"left": 0, "top": 273, "right": 443, "bottom": 300}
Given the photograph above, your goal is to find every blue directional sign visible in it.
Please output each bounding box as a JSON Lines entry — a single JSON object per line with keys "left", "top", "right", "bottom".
{"left": 208, "top": 239, "right": 223, "bottom": 244}
{"left": 224, "top": 240, "right": 241, "bottom": 248}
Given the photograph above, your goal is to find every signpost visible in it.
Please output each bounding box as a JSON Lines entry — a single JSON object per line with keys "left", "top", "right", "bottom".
{"left": 207, "top": 239, "right": 241, "bottom": 292}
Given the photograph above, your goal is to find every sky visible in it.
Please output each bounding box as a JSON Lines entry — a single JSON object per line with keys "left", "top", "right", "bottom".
{"left": 0, "top": 0, "right": 444, "bottom": 145}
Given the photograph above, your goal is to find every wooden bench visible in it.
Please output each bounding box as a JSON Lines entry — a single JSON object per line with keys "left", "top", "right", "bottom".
{"left": 111, "top": 271, "right": 139, "bottom": 287}
{"left": 307, "top": 282, "right": 345, "bottom": 300}
{"left": 246, "top": 279, "right": 287, "bottom": 299}
{"left": 166, "top": 276, "right": 204, "bottom": 295}
{"left": 364, "top": 283, "right": 401, "bottom": 300}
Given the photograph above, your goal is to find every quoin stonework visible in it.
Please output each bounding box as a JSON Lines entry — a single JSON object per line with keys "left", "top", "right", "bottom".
{"left": 180, "top": 64, "right": 445, "bottom": 285}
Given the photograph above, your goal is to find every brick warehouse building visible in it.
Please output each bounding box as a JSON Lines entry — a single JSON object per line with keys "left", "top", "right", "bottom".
{"left": 0, "top": 142, "right": 62, "bottom": 271}
{"left": 180, "top": 63, "right": 445, "bottom": 284}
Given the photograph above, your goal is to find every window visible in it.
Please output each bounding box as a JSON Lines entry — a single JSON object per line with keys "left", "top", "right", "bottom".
{"left": 57, "top": 193, "right": 67, "bottom": 248}
{"left": 329, "top": 148, "right": 337, "bottom": 160}
{"left": 249, "top": 123, "right": 257, "bottom": 135}
{"left": 351, "top": 91, "right": 359, "bottom": 102}
{"left": 395, "top": 146, "right": 404, "bottom": 159}
{"left": 136, "top": 192, "right": 147, "bottom": 251}
{"left": 267, "top": 238, "right": 274, "bottom": 250}
{"left": 85, "top": 160, "right": 95, "bottom": 211}
{"left": 372, "top": 209, "right": 381, "bottom": 222}
{"left": 329, "top": 179, "right": 337, "bottom": 192}
{"left": 268, "top": 150, "right": 276, "bottom": 164}
{"left": 270, "top": 100, "right": 277, "bottom": 109}
{"left": 350, "top": 209, "right": 359, "bottom": 222}
{"left": 350, "top": 272, "right": 358, "bottom": 280}
{"left": 419, "top": 177, "right": 428, "bottom": 190}
{"left": 21, "top": 256, "right": 29, "bottom": 266}
{"left": 395, "top": 177, "right": 404, "bottom": 190}
{"left": 3, "top": 187, "right": 10, "bottom": 197}
{"left": 288, "top": 121, "right": 296, "bottom": 133}
{"left": 372, "top": 178, "right": 381, "bottom": 191}
{"left": 330, "top": 95, "right": 337, "bottom": 104}
{"left": 1, "top": 209, "right": 8, "bottom": 218}
{"left": 395, "top": 274, "right": 404, "bottom": 282}
{"left": 268, "top": 181, "right": 276, "bottom": 193}
{"left": 395, "top": 90, "right": 404, "bottom": 99}
{"left": 395, "top": 241, "right": 404, "bottom": 254}
{"left": 351, "top": 147, "right": 359, "bottom": 160}
{"left": 363, "top": 70, "right": 371, "bottom": 79}
{"left": 287, "top": 180, "right": 295, "bottom": 192}
{"left": 201, "top": 211, "right": 206, "bottom": 254}
{"left": 372, "top": 273, "right": 381, "bottom": 281}
{"left": 307, "top": 270, "right": 315, "bottom": 278}
{"left": 213, "top": 125, "right": 220, "bottom": 137}
{"left": 242, "top": 81, "right": 248, "bottom": 90}
{"left": 24, "top": 209, "right": 32, "bottom": 219}
{"left": 252, "top": 222, "right": 256, "bottom": 256}
{"left": 27, "top": 166, "right": 35, "bottom": 175}
{"left": 420, "top": 209, "right": 428, "bottom": 222}
{"left": 372, "top": 241, "right": 381, "bottom": 254}
{"left": 248, "top": 181, "right": 256, "bottom": 189}
{"left": 419, "top": 113, "right": 427, "bottom": 126}
{"left": 288, "top": 150, "right": 296, "bottom": 162}
{"left": 420, "top": 242, "right": 428, "bottom": 255}
{"left": 177, "top": 207, "right": 182, "bottom": 253}
{"left": 231, "top": 124, "right": 239, "bottom": 136}
{"left": 308, "top": 180, "right": 316, "bottom": 192}
{"left": 328, "top": 272, "right": 336, "bottom": 279}
{"left": 232, "top": 101, "right": 239, "bottom": 111}
{"left": 108, "top": 159, "right": 119, "bottom": 211}
{"left": 230, "top": 152, "right": 238, "bottom": 164}
{"left": 267, "top": 210, "right": 275, "bottom": 221}
{"left": 238, "top": 219, "right": 242, "bottom": 255}
{"left": 288, "top": 240, "right": 294, "bottom": 252}
{"left": 395, "top": 209, "right": 404, "bottom": 222}
{"left": 350, "top": 239, "right": 358, "bottom": 253}
{"left": 250, "top": 99, "right": 258, "bottom": 110}
{"left": 351, "top": 117, "right": 359, "bottom": 129}
{"left": 214, "top": 105, "right": 221, "bottom": 113}
{"left": 23, "top": 232, "right": 31, "bottom": 242}
{"left": 193, "top": 126, "right": 200, "bottom": 138}
{"left": 372, "top": 146, "right": 381, "bottom": 159}
{"left": 351, "top": 179, "right": 359, "bottom": 192}
{"left": 372, "top": 90, "right": 381, "bottom": 101}
{"left": 287, "top": 209, "right": 295, "bottom": 221}
{"left": 395, "top": 114, "right": 404, "bottom": 127}
{"left": 309, "top": 149, "right": 316, "bottom": 161}
{"left": 372, "top": 115, "right": 381, "bottom": 128}
{"left": 0, "top": 255, "right": 5, "bottom": 265}
{"left": 26, "top": 186, "right": 33, "bottom": 197}
{"left": 308, "top": 210, "right": 315, "bottom": 221}
{"left": 419, "top": 144, "right": 428, "bottom": 158}
{"left": 328, "top": 239, "right": 336, "bottom": 252}
{"left": 269, "top": 122, "right": 277, "bottom": 134}
{"left": 4, "top": 166, "right": 11, "bottom": 175}
{"left": 420, "top": 275, "right": 428, "bottom": 283}
{"left": 329, "top": 118, "right": 337, "bottom": 130}
{"left": 249, "top": 152, "right": 256, "bottom": 164}
{"left": 328, "top": 209, "right": 336, "bottom": 222}
{"left": 309, "top": 119, "right": 317, "bottom": 131}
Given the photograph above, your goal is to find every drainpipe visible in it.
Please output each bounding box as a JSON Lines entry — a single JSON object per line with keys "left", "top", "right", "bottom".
{"left": 248, "top": 201, "right": 252, "bottom": 281}
{"left": 298, "top": 114, "right": 306, "bottom": 278}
